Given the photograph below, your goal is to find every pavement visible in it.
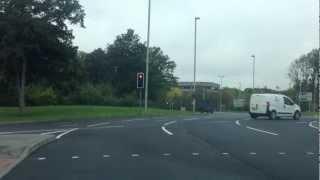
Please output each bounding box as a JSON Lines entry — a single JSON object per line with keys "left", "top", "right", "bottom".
{"left": 0, "top": 112, "right": 318, "bottom": 180}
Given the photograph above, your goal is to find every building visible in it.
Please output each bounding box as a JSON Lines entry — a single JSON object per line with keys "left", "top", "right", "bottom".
{"left": 178, "top": 82, "right": 220, "bottom": 92}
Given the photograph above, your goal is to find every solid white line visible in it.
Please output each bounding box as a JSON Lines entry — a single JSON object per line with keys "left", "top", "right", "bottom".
{"left": 91, "top": 125, "right": 125, "bottom": 130}
{"left": 87, "top": 122, "right": 110, "bottom": 128}
{"left": 246, "top": 126, "right": 279, "bottom": 136}
{"left": 235, "top": 120, "right": 241, "bottom": 126}
{"left": 0, "top": 129, "right": 67, "bottom": 135}
{"left": 164, "top": 121, "right": 176, "bottom": 126}
{"left": 308, "top": 121, "right": 319, "bottom": 130}
{"left": 56, "top": 128, "right": 78, "bottom": 139}
{"left": 161, "top": 126, "right": 173, "bottom": 136}
{"left": 37, "top": 157, "right": 46, "bottom": 161}
{"left": 41, "top": 129, "right": 68, "bottom": 135}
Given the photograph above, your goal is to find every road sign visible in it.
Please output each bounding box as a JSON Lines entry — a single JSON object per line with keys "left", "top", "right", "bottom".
{"left": 137, "top": 72, "right": 144, "bottom": 89}
{"left": 300, "top": 92, "right": 312, "bottom": 102}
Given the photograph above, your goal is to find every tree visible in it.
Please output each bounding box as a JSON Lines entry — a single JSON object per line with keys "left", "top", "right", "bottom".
{"left": 0, "top": 0, "right": 85, "bottom": 111}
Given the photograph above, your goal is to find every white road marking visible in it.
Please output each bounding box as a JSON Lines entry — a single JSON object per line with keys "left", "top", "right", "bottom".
{"left": 164, "top": 121, "right": 177, "bottom": 126}
{"left": 162, "top": 153, "right": 171, "bottom": 156}
{"left": 161, "top": 126, "right": 173, "bottom": 136}
{"left": 87, "top": 122, "right": 110, "bottom": 128}
{"left": 209, "top": 121, "right": 229, "bottom": 123}
{"left": 249, "top": 152, "right": 257, "bottom": 155}
{"left": 278, "top": 152, "right": 286, "bottom": 155}
{"left": 72, "top": 155, "right": 80, "bottom": 159}
{"left": 37, "top": 157, "right": 46, "bottom": 161}
{"left": 131, "top": 154, "right": 140, "bottom": 157}
{"left": 192, "top": 153, "right": 200, "bottom": 156}
{"left": 246, "top": 126, "right": 279, "bottom": 136}
{"left": 41, "top": 129, "right": 68, "bottom": 135}
{"left": 308, "top": 121, "right": 319, "bottom": 130}
{"left": 235, "top": 120, "right": 241, "bottom": 126}
{"left": 222, "top": 152, "right": 229, "bottom": 155}
{"left": 184, "top": 118, "right": 199, "bottom": 121}
{"left": 56, "top": 128, "right": 78, "bottom": 139}
{"left": 92, "top": 125, "right": 125, "bottom": 130}
{"left": 296, "top": 121, "right": 308, "bottom": 124}
{"left": 0, "top": 129, "right": 67, "bottom": 135}
{"left": 306, "top": 152, "right": 315, "bottom": 155}
{"left": 103, "top": 154, "right": 111, "bottom": 158}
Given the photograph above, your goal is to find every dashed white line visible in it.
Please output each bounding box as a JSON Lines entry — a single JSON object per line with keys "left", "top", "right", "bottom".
{"left": 249, "top": 152, "right": 257, "bottom": 155}
{"left": 37, "top": 157, "right": 46, "bottom": 161}
{"left": 72, "top": 155, "right": 80, "bottom": 159}
{"left": 246, "top": 126, "right": 279, "bottom": 136}
{"left": 222, "top": 152, "right": 229, "bottom": 156}
{"left": 131, "top": 154, "right": 140, "bottom": 157}
{"left": 278, "top": 152, "right": 286, "bottom": 155}
{"left": 306, "top": 152, "right": 315, "bottom": 155}
{"left": 56, "top": 128, "right": 78, "bottom": 139}
{"left": 103, "top": 154, "right": 111, "bottom": 158}
{"left": 162, "top": 153, "right": 171, "bottom": 156}
{"left": 87, "top": 122, "right": 110, "bottom": 128}
{"left": 308, "top": 121, "right": 319, "bottom": 130}
{"left": 184, "top": 118, "right": 199, "bottom": 121}
{"left": 192, "top": 153, "right": 200, "bottom": 156}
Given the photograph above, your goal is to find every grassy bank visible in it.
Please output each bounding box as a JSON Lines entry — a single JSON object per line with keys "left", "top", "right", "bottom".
{"left": 303, "top": 111, "right": 319, "bottom": 118}
{"left": 0, "top": 106, "right": 192, "bottom": 124}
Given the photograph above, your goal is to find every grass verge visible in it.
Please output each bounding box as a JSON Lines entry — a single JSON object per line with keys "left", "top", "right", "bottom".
{"left": 0, "top": 106, "right": 192, "bottom": 124}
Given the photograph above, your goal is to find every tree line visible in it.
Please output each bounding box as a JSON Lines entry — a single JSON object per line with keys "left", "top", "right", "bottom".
{"left": 0, "top": 0, "right": 177, "bottom": 111}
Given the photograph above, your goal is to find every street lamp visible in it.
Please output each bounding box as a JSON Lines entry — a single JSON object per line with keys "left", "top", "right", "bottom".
{"left": 144, "top": 0, "right": 151, "bottom": 112}
{"left": 218, "top": 75, "right": 224, "bottom": 112}
{"left": 192, "top": 16, "right": 200, "bottom": 113}
{"left": 251, "top": 55, "right": 255, "bottom": 92}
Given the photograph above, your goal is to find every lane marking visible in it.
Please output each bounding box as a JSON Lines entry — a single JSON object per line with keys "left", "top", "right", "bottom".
{"left": 278, "top": 152, "right": 286, "bottom": 155}
{"left": 0, "top": 129, "right": 68, "bottom": 135}
{"left": 131, "top": 154, "right": 140, "bottom": 157}
{"left": 161, "top": 126, "right": 173, "bottom": 136}
{"left": 306, "top": 152, "right": 315, "bottom": 155}
{"left": 103, "top": 154, "right": 111, "bottom": 158}
{"left": 184, "top": 118, "right": 199, "bottom": 121}
{"left": 72, "top": 155, "right": 80, "bottom": 159}
{"left": 192, "top": 153, "right": 200, "bottom": 156}
{"left": 41, "top": 129, "right": 68, "bottom": 135}
{"left": 246, "top": 126, "right": 279, "bottom": 136}
{"left": 222, "top": 152, "right": 229, "bottom": 155}
{"left": 296, "top": 121, "right": 309, "bottom": 124}
{"left": 56, "top": 128, "right": 78, "bottom": 139}
{"left": 249, "top": 152, "right": 257, "bottom": 155}
{"left": 87, "top": 122, "right": 110, "bottom": 128}
{"left": 308, "top": 121, "right": 319, "bottom": 130}
{"left": 162, "top": 153, "right": 171, "bottom": 156}
{"left": 37, "top": 157, "right": 46, "bottom": 161}
{"left": 124, "top": 118, "right": 145, "bottom": 122}
{"left": 91, "top": 125, "right": 125, "bottom": 130}
{"left": 235, "top": 120, "right": 241, "bottom": 126}
{"left": 164, "top": 121, "right": 176, "bottom": 126}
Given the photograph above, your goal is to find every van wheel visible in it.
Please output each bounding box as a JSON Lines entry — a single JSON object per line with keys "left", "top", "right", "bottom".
{"left": 250, "top": 114, "right": 257, "bottom": 119}
{"left": 293, "top": 111, "right": 301, "bottom": 120}
{"left": 269, "top": 111, "right": 277, "bottom": 120}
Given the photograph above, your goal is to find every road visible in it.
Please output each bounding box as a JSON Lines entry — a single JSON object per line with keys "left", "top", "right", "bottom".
{"left": 1, "top": 113, "right": 318, "bottom": 180}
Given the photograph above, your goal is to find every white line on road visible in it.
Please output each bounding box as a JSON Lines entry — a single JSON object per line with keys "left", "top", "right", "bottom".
{"left": 103, "top": 154, "right": 111, "bottom": 158}
{"left": 91, "top": 125, "right": 125, "bottom": 130}
{"left": 306, "top": 152, "right": 315, "bottom": 155}
{"left": 37, "top": 157, "right": 46, "bottom": 161}
{"left": 161, "top": 126, "right": 173, "bottom": 136}
{"left": 235, "top": 120, "right": 241, "bottom": 126}
{"left": 72, "top": 155, "right": 80, "bottom": 159}
{"left": 0, "top": 129, "right": 68, "bottom": 135}
{"left": 87, "top": 122, "right": 110, "bottom": 128}
{"left": 278, "top": 152, "right": 286, "bottom": 155}
{"left": 162, "top": 153, "right": 171, "bottom": 156}
{"left": 164, "top": 121, "right": 176, "bottom": 126}
{"left": 308, "top": 121, "right": 319, "bottom": 130}
{"left": 41, "top": 129, "right": 68, "bottom": 135}
{"left": 184, "top": 118, "right": 199, "bottom": 121}
{"left": 131, "top": 154, "right": 140, "bottom": 157}
{"left": 56, "top": 128, "right": 78, "bottom": 139}
{"left": 296, "top": 121, "right": 309, "bottom": 124}
{"left": 246, "top": 126, "right": 279, "bottom": 136}
{"left": 192, "top": 153, "right": 200, "bottom": 156}
{"left": 222, "top": 152, "right": 229, "bottom": 155}
{"left": 249, "top": 152, "right": 257, "bottom": 155}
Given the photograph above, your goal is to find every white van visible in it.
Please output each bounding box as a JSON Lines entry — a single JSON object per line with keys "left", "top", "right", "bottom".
{"left": 249, "top": 94, "right": 301, "bottom": 120}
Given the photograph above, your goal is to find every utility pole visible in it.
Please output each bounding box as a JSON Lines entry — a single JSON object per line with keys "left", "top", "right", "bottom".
{"left": 192, "top": 17, "right": 200, "bottom": 113}
{"left": 218, "top": 75, "right": 224, "bottom": 112}
{"left": 144, "top": 0, "right": 151, "bottom": 112}
{"left": 251, "top": 55, "right": 256, "bottom": 92}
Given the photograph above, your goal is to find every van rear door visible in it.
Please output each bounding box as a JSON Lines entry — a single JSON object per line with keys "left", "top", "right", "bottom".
{"left": 250, "top": 95, "right": 267, "bottom": 114}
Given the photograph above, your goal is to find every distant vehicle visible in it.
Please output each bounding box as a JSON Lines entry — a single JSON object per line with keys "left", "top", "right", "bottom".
{"left": 249, "top": 94, "right": 301, "bottom": 120}
{"left": 198, "top": 102, "right": 214, "bottom": 114}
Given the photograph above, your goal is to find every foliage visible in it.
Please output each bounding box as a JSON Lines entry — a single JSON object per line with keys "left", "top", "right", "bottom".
{"left": 26, "top": 85, "right": 57, "bottom": 106}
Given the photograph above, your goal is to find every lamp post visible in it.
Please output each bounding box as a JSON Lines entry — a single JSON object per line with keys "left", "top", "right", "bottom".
{"left": 251, "top": 55, "right": 255, "bottom": 92}
{"left": 218, "top": 75, "right": 224, "bottom": 112}
{"left": 192, "top": 17, "right": 200, "bottom": 113}
{"left": 144, "top": 0, "right": 151, "bottom": 112}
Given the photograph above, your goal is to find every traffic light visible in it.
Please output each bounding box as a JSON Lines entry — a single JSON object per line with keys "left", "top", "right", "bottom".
{"left": 137, "top": 72, "right": 144, "bottom": 89}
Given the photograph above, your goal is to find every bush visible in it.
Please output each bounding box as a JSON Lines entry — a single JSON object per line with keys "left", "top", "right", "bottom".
{"left": 26, "top": 85, "right": 58, "bottom": 105}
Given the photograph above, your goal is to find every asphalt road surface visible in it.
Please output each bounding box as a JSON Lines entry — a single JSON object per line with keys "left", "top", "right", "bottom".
{"left": 1, "top": 112, "right": 318, "bottom": 180}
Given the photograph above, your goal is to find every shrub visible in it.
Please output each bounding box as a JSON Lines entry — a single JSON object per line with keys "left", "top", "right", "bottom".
{"left": 26, "top": 85, "right": 58, "bottom": 105}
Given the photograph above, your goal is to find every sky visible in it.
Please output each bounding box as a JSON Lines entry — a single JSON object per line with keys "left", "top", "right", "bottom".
{"left": 71, "top": 0, "right": 318, "bottom": 90}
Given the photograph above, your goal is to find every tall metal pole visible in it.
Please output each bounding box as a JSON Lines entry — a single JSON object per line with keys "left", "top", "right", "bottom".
{"left": 251, "top": 55, "right": 255, "bottom": 92}
{"left": 193, "top": 17, "right": 200, "bottom": 113}
{"left": 218, "top": 75, "right": 224, "bottom": 112}
{"left": 144, "top": 0, "right": 151, "bottom": 112}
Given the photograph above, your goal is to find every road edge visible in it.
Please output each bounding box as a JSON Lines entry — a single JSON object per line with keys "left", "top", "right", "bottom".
{"left": 0, "top": 135, "right": 55, "bottom": 179}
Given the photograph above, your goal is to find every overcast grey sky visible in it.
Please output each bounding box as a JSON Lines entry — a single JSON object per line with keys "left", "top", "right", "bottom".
{"left": 72, "top": 0, "right": 318, "bottom": 90}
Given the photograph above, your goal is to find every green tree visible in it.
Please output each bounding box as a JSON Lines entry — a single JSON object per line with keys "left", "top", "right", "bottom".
{"left": 0, "top": 0, "right": 85, "bottom": 112}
